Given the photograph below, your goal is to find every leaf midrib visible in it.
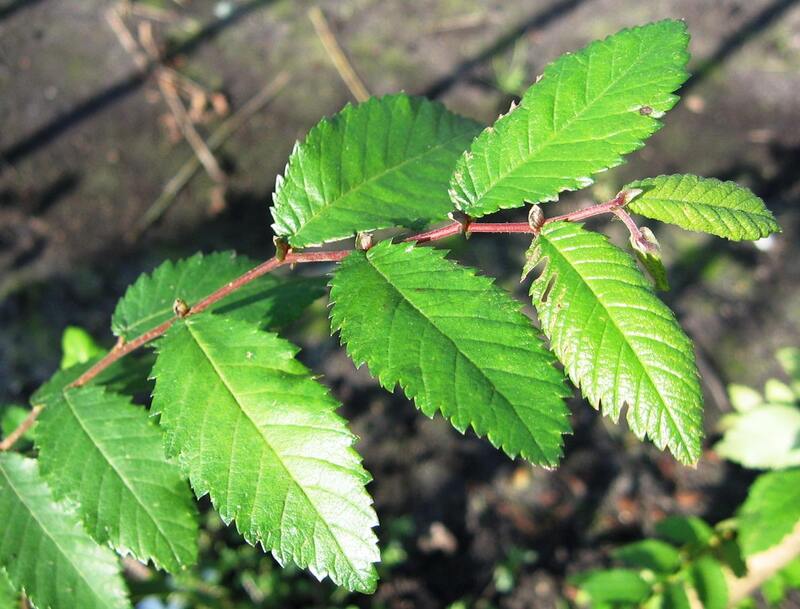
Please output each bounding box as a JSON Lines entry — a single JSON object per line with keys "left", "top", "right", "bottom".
{"left": 0, "top": 461, "right": 114, "bottom": 608}
{"left": 61, "top": 389, "right": 184, "bottom": 568}
{"left": 281, "top": 129, "right": 474, "bottom": 242}
{"left": 537, "top": 228, "right": 696, "bottom": 458}
{"left": 183, "top": 322, "right": 365, "bottom": 582}
{"left": 363, "top": 251, "right": 559, "bottom": 461}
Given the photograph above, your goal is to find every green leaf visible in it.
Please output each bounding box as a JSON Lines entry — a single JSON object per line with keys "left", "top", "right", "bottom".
{"left": 329, "top": 241, "right": 570, "bottom": 466}
{"left": 764, "top": 379, "right": 795, "bottom": 404}
{"left": 572, "top": 569, "right": 652, "bottom": 604}
{"left": 524, "top": 221, "right": 703, "bottom": 463}
{"left": 0, "top": 569, "right": 18, "bottom": 609}
{"left": 32, "top": 354, "right": 154, "bottom": 405}
{"left": 761, "top": 573, "right": 786, "bottom": 605}
{"left": 661, "top": 583, "right": 691, "bottom": 609}
{"left": 727, "top": 384, "right": 763, "bottom": 413}
{"left": 0, "top": 405, "right": 35, "bottom": 446}
{"left": 655, "top": 515, "right": 714, "bottom": 546}
{"left": 613, "top": 539, "right": 681, "bottom": 573}
{"left": 779, "top": 557, "right": 800, "bottom": 586}
{"left": 716, "top": 537, "right": 746, "bottom": 578}
{"left": 777, "top": 348, "right": 800, "bottom": 387}
{"left": 112, "top": 251, "right": 326, "bottom": 340}
{"left": 738, "top": 468, "right": 800, "bottom": 556}
{"left": 272, "top": 94, "right": 482, "bottom": 247}
{"left": 61, "top": 326, "right": 105, "bottom": 369}
{"left": 690, "top": 556, "right": 728, "bottom": 609}
{"left": 715, "top": 404, "right": 800, "bottom": 470}
{"left": 450, "top": 20, "right": 689, "bottom": 217}
{"left": 626, "top": 175, "right": 780, "bottom": 241}
{"left": 0, "top": 453, "right": 130, "bottom": 609}
{"left": 151, "top": 313, "right": 379, "bottom": 592}
{"left": 35, "top": 385, "right": 198, "bottom": 572}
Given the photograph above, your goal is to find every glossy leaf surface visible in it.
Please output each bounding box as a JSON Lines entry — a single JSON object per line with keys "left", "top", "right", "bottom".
{"left": 738, "top": 468, "right": 800, "bottom": 557}
{"left": 36, "top": 385, "right": 198, "bottom": 572}
{"left": 627, "top": 174, "right": 780, "bottom": 240}
{"left": 152, "top": 313, "right": 379, "bottom": 592}
{"left": 0, "top": 453, "right": 130, "bottom": 609}
{"left": 451, "top": 20, "right": 689, "bottom": 217}
{"left": 330, "top": 241, "right": 570, "bottom": 466}
{"left": 524, "top": 221, "right": 703, "bottom": 463}
{"left": 272, "top": 94, "right": 481, "bottom": 247}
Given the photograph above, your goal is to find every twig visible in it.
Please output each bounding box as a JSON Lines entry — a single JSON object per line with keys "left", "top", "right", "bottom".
{"left": 159, "top": 78, "right": 227, "bottom": 184}
{"left": 106, "top": 6, "right": 149, "bottom": 70}
{"left": 545, "top": 190, "right": 628, "bottom": 224}
{"left": 0, "top": 406, "right": 42, "bottom": 451}
{"left": 125, "top": 1, "right": 180, "bottom": 23}
{"left": 308, "top": 6, "right": 370, "bottom": 102}
{"left": 2, "top": 194, "right": 633, "bottom": 451}
{"left": 404, "top": 221, "right": 463, "bottom": 244}
{"left": 107, "top": 7, "right": 227, "bottom": 198}
{"left": 68, "top": 250, "right": 346, "bottom": 389}
{"left": 611, "top": 207, "right": 646, "bottom": 244}
{"left": 132, "top": 71, "right": 290, "bottom": 239}
{"left": 106, "top": 5, "right": 206, "bottom": 98}
{"left": 137, "top": 21, "right": 227, "bottom": 185}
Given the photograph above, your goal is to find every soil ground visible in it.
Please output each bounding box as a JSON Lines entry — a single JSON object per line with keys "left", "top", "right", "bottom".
{"left": 2, "top": 1, "right": 800, "bottom": 607}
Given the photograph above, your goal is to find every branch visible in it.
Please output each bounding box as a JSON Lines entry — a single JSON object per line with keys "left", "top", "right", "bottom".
{"left": 611, "top": 207, "right": 646, "bottom": 243}
{"left": 2, "top": 194, "right": 632, "bottom": 451}
{"left": 544, "top": 189, "right": 630, "bottom": 224}
{"left": 69, "top": 249, "right": 349, "bottom": 389}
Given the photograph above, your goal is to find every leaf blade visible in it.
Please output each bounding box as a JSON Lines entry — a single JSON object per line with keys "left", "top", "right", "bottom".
{"left": 451, "top": 20, "right": 690, "bottom": 217}
{"left": 690, "top": 555, "right": 728, "bottom": 609}
{"left": 112, "top": 251, "right": 326, "bottom": 340}
{"left": 35, "top": 385, "right": 198, "bottom": 572}
{"left": 737, "top": 468, "right": 800, "bottom": 557}
{"left": 655, "top": 515, "right": 714, "bottom": 546}
{"left": 571, "top": 569, "right": 652, "bottom": 604}
{"left": 714, "top": 404, "right": 800, "bottom": 470}
{"left": 151, "top": 313, "right": 379, "bottom": 592}
{"left": 626, "top": 174, "right": 780, "bottom": 240}
{"left": 524, "top": 221, "right": 703, "bottom": 463}
{"left": 612, "top": 539, "right": 681, "bottom": 573}
{"left": 0, "top": 453, "right": 130, "bottom": 609}
{"left": 272, "top": 94, "right": 482, "bottom": 247}
{"left": 329, "top": 241, "right": 570, "bottom": 466}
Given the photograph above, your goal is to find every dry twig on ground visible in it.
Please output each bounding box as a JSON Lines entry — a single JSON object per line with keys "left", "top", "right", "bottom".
{"left": 308, "top": 6, "right": 370, "bottom": 102}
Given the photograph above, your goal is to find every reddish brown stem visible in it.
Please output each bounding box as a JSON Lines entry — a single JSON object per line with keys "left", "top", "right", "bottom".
{"left": 611, "top": 207, "right": 646, "bottom": 243}
{"left": 544, "top": 191, "right": 627, "bottom": 224}
{"left": 70, "top": 250, "right": 352, "bottom": 390}
{"left": 403, "top": 221, "right": 462, "bottom": 244}
{"left": 468, "top": 222, "right": 533, "bottom": 234}
{"left": 4, "top": 194, "right": 632, "bottom": 452}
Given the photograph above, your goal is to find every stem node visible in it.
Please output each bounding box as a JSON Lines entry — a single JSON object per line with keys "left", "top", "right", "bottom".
{"left": 528, "top": 205, "right": 545, "bottom": 235}
{"left": 173, "top": 298, "right": 190, "bottom": 318}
